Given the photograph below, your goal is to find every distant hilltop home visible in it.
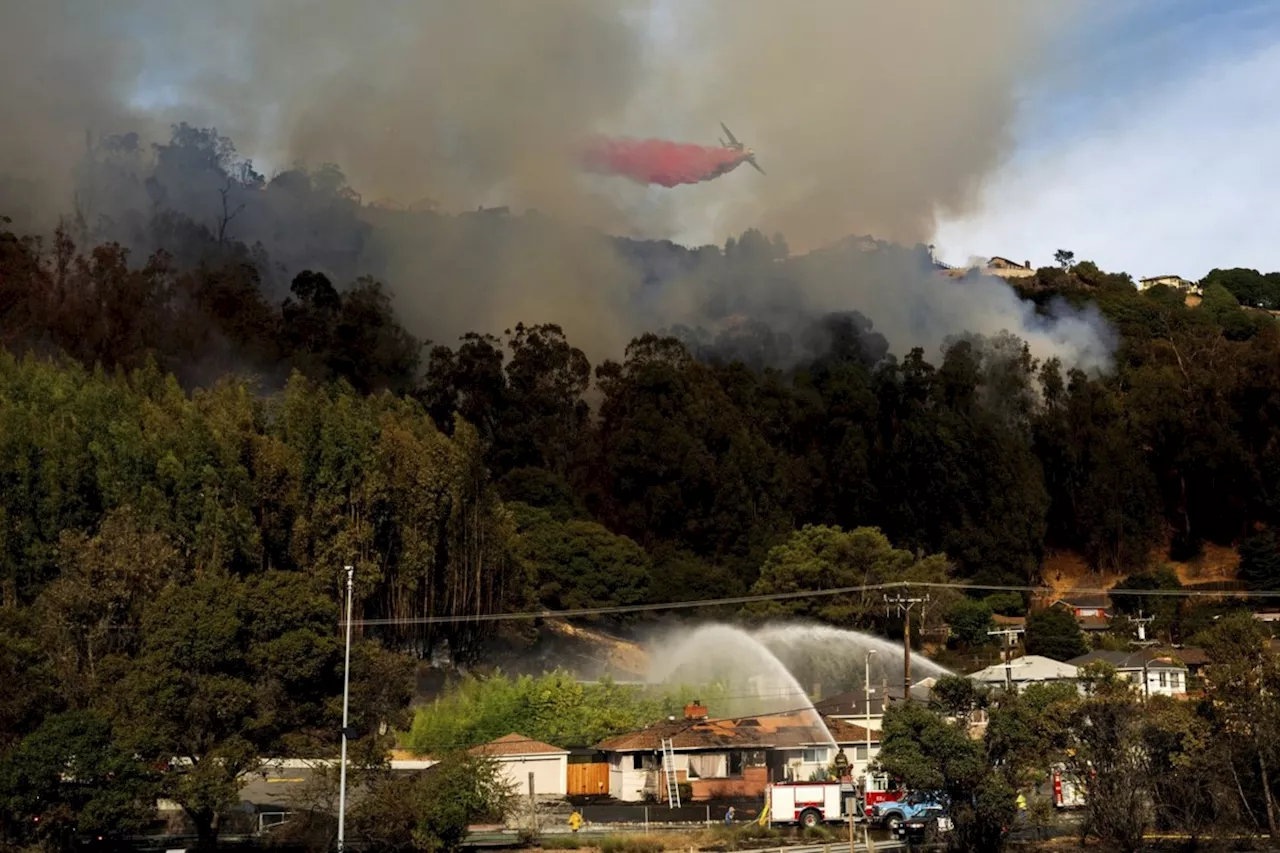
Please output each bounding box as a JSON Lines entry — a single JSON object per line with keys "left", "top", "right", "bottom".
{"left": 940, "top": 255, "right": 1035, "bottom": 280}
{"left": 1137, "top": 274, "right": 1203, "bottom": 296}
{"left": 983, "top": 256, "right": 1036, "bottom": 278}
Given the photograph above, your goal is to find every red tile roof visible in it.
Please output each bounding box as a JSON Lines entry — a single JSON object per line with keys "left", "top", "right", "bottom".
{"left": 468, "top": 733, "right": 568, "bottom": 757}
{"left": 596, "top": 713, "right": 876, "bottom": 752}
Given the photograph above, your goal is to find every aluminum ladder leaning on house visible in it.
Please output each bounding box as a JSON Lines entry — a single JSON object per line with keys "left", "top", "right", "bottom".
{"left": 660, "top": 738, "right": 680, "bottom": 808}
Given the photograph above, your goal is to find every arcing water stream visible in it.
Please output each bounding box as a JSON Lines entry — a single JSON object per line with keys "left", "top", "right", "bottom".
{"left": 643, "top": 621, "right": 952, "bottom": 746}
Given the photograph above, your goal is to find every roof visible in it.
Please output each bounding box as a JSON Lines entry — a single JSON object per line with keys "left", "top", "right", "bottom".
{"left": 1152, "top": 646, "right": 1209, "bottom": 667}
{"left": 1077, "top": 615, "right": 1112, "bottom": 631}
{"left": 468, "top": 733, "right": 569, "bottom": 758}
{"left": 815, "top": 682, "right": 933, "bottom": 719}
{"left": 970, "top": 655, "right": 1079, "bottom": 684}
{"left": 596, "top": 712, "right": 877, "bottom": 753}
{"left": 986, "top": 256, "right": 1027, "bottom": 268}
{"left": 1140, "top": 275, "right": 1189, "bottom": 282}
{"left": 1068, "top": 650, "right": 1187, "bottom": 671}
{"left": 1053, "top": 591, "right": 1112, "bottom": 610}
{"left": 992, "top": 614, "right": 1026, "bottom": 627}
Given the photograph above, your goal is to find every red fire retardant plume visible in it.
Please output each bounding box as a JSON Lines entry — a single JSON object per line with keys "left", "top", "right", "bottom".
{"left": 579, "top": 136, "right": 744, "bottom": 187}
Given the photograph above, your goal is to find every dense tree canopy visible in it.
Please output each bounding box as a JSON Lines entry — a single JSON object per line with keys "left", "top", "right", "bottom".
{"left": 5, "top": 121, "right": 1280, "bottom": 848}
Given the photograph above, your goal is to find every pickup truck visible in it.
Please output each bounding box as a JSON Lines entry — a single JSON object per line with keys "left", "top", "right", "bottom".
{"left": 869, "top": 791, "right": 946, "bottom": 832}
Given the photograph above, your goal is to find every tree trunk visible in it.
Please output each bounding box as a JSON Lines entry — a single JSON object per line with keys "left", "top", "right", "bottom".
{"left": 190, "top": 808, "right": 220, "bottom": 851}
{"left": 1259, "top": 742, "right": 1277, "bottom": 838}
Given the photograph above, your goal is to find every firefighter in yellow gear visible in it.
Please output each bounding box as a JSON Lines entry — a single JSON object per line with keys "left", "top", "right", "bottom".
{"left": 569, "top": 811, "right": 583, "bottom": 833}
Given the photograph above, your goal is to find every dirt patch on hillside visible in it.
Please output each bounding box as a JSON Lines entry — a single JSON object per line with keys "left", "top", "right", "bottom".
{"left": 1037, "top": 544, "right": 1240, "bottom": 596}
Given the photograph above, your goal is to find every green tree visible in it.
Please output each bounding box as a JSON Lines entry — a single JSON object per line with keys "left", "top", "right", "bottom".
{"left": 1024, "top": 608, "right": 1087, "bottom": 661}
{"left": 352, "top": 752, "right": 513, "bottom": 853}
{"left": 509, "top": 502, "right": 650, "bottom": 611}
{"left": 1054, "top": 249, "right": 1075, "bottom": 269}
{"left": 877, "top": 701, "right": 1013, "bottom": 852}
{"left": 947, "top": 598, "right": 994, "bottom": 648}
{"left": 1069, "top": 663, "right": 1151, "bottom": 853}
{"left": 1239, "top": 530, "right": 1280, "bottom": 590}
{"left": 983, "top": 592, "right": 1025, "bottom": 617}
{"left": 109, "top": 569, "right": 368, "bottom": 846}
{"left": 1199, "top": 612, "right": 1280, "bottom": 836}
{"left": 746, "top": 525, "right": 952, "bottom": 630}
{"left": 0, "top": 710, "right": 158, "bottom": 846}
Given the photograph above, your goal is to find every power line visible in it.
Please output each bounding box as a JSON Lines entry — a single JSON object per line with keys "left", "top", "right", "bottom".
{"left": 343, "top": 580, "right": 1279, "bottom": 628}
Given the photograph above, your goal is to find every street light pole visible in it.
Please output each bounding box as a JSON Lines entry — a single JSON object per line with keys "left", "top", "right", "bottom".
{"left": 338, "top": 565, "right": 354, "bottom": 853}
{"left": 864, "top": 649, "right": 876, "bottom": 792}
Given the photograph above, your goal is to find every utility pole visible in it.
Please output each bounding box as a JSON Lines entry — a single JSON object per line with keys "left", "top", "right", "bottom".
{"left": 1132, "top": 611, "right": 1157, "bottom": 703}
{"left": 987, "top": 627, "right": 1026, "bottom": 692}
{"left": 885, "top": 593, "right": 928, "bottom": 697}
{"left": 338, "top": 565, "right": 354, "bottom": 853}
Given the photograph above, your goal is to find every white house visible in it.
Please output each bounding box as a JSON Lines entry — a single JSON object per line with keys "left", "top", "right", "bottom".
{"left": 469, "top": 733, "right": 569, "bottom": 800}
{"left": 969, "top": 655, "right": 1081, "bottom": 694}
{"left": 1138, "top": 275, "right": 1201, "bottom": 295}
{"left": 1068, "top": 650, "right": 1189, "bottom": 698}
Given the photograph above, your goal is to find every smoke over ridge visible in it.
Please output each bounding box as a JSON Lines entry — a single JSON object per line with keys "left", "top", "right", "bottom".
{"left": 0, "top": 0, "right": 1112, "bottom": 373}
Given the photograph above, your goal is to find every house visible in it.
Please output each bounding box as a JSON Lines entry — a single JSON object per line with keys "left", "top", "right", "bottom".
{"left": 968, "top": 655, "right": 1081, "bottom": 694}
{"left": 1052, "top": 592, "right": 1111, "bottom": 619}
{"left": 595, "top": 704, "right": 879, "bottom": 802}
{"left": 1051, "top": 591, "right": 1113, "bottom": 632}
{"left": 984, "top": 256, "right": 1036, "bottom": 278}
{"left": 469, "top": 733, "right": 569, "bottom": 800}
{"left": 1067, "top": 650, "right": 1189, "bottom": 698}
{"left": 814, "top": 681, "right": 933, "bottom": 733}
{"left": 1138, "top": 275, "right": 1201, "bottom": 295}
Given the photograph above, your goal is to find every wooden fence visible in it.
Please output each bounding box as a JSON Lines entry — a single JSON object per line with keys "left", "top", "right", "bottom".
{"left": 567, "top": 762, "right": 611, "bottom": 797}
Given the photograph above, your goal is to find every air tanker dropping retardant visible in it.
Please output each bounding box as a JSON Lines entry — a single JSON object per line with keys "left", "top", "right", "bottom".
{"left": 578, "top": 122, "right": 764, "bottom": 187}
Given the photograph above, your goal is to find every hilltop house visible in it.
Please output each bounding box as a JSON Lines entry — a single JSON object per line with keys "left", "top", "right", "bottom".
{"left": 984, "top": 256, "right": 1036, "bottom": 278}
{"left": 1138, "top": 275, "right": 1201, "bottom": 295}
{"left": 1068, "top": 650, "right": 1189, "bottom": 698}
{"left": 595, "top": 704, "right": 879, "bottom": 802}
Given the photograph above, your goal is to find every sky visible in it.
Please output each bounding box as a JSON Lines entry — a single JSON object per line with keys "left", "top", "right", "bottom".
{"left": 931, "top": 0, "right": 1280, "bottom": 280}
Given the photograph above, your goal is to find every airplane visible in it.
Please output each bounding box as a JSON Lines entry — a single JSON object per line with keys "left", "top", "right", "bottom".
{"left": 717, "top": 122, "right": 766, "bottom": 176}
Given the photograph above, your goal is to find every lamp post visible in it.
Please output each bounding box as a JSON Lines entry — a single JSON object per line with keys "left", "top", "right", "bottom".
{"left": 864, "top": 649, "right": 877, "bottom": 790}
{"left": 338, "top": 565, "right": 354, "bottom": 853}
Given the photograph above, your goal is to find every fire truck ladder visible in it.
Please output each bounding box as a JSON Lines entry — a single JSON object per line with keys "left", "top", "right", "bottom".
{"left": 660, "top": 738, "right": 680, "bottom": 808}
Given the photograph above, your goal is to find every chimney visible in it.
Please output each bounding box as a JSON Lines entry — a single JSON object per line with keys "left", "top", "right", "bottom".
{"left": 683, "top": 700, "right": 708, "bottom": 720}
{"left": 1024, "top": 260, "right": 1031, "bottom": 269}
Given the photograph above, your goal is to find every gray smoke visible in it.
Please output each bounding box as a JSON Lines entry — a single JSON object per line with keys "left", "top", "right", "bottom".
{"left": 0, "top": 0, "right": 1115, "bottom": 373}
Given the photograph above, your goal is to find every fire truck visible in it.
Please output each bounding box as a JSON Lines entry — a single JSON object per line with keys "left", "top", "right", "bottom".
{"left": 862, "top": 773, "right": 906, "bottom": 817}
{"left": 1052, "top": 767, "right": 1087, "bottom": 809}
{"left": 765, "top": 781, "right": 859, "bottom": 828}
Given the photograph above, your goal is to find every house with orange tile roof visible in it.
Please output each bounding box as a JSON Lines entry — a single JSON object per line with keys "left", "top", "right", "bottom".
{"left": 595, "top": 703, "right": 879, "bottom": 802}
{"left": 468, "top": 733, "right": 570, "bottom": 799}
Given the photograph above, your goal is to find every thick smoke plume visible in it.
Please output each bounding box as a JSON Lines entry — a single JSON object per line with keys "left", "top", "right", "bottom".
{"left": 0, "top": 0, "right": 1111, "bottom": 374}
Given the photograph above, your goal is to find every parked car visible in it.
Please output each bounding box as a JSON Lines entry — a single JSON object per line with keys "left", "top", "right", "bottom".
{"left": 892, "top": 807, "right": 953, "bottom": 846}
{"left": 871, "top": 791, "right": 945, "bottom": 831}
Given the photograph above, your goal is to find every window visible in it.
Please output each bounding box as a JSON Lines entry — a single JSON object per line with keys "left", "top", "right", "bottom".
{"left": 1172, "top": 673, "right": 1182, "bottom": 689}
{"left": 802, "top": 748, "right": 828, "bottom": 764}
{"left": 1159, "top": 672, "right": 1167, "bottom": 688}
{"left": 632, "top": 754, "right": 644, "bottom": 770}
{"left": 854, "top": 746, "right": 869, "bottom": 761}
{"left": 728, "top": 752, "right": 744, "bottom": 777}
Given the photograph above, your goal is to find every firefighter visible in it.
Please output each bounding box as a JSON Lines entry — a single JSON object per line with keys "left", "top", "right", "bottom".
{"left": 569, "top": 810, "right": 583, "bottom": 833}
